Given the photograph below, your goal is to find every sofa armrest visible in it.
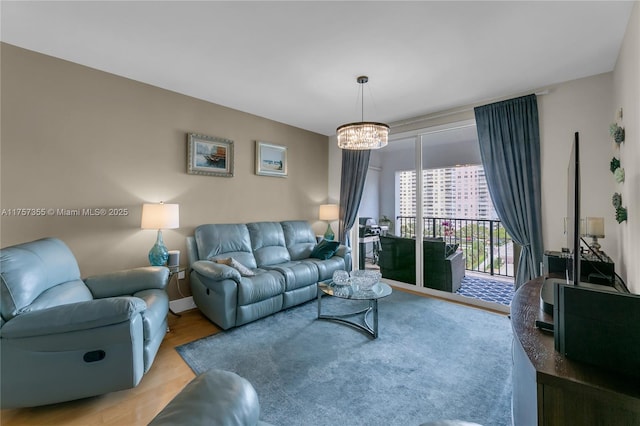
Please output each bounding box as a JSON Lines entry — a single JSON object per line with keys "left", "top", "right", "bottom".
{"left": 445, "top": 251, "right": 466, "bottom": 293}
{"left": 445, "top": 250, "right": 464, "bottom": 263}
{"left": 0, "top": 297, "right": 146, "bottom": 338}
{"left": 85, "top": 267, "right": 169, "bottom": 298}
{"left": 192, "top": 260, "right": 241, "bottom": 282}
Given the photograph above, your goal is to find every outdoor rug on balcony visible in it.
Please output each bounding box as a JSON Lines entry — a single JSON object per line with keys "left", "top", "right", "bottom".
{"left": 176, "top": 290, "right": 513, "bottom": 426}
{"left": 457, "top": 276, "right": 515, "bottom": 306}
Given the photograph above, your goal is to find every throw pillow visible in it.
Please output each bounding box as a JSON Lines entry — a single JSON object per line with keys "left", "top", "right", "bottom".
{"left": 445, "top": 244, "right": 459, "bottom": 258}
{"left": 214, "top": 257, "right": 256, "bottom": 277}
{"left": 310, "top": 239, "right": 340, "bottom": 260}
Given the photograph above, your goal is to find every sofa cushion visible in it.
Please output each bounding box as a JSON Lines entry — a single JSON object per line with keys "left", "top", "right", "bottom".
{"left": 264, "top": 261, "right": 318, "bottom": 291}
{"left": 310, "top": 240, "right": 340, "bottom": 260}
{"left": 237, "top": 271, "right": 285, "bottom": 305}
{"left": 1, "top": 238, "right": 82, "bottom": 320}
{"left": 247, "top": 222, "right": 290, "bottom": 267}
{"left": 195, "top": 224, "right": 257, "bottom": 269}
{"left": 304, "top": 257, "right": 347, "bottom": 281}
{"left": 281, "top": 220, "right": 316, "bottom": 260}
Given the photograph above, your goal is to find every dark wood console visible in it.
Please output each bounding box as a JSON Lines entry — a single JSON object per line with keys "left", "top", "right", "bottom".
{"left": 511, "top": 277, "right": 640, "bottom": 425}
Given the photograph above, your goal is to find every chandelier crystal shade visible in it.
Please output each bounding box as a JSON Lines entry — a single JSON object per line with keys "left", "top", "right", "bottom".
{"left": 336, "top": 76, "right": 389, "bottom": 150}
{"left": 337, "top": 121, "right": 390, "bottom": 149}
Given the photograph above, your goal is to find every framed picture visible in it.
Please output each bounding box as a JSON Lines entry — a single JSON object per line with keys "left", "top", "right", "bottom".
{"left": 187, "top": 133, "right": 234, "bottom": 177}
{"left": 256, "top": 141, "right": 288, "bottom": 177}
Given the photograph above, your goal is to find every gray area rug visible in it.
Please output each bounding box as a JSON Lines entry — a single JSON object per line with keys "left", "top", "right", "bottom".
{"left": 177, "top": 290, "right": 513, "bottom": 426}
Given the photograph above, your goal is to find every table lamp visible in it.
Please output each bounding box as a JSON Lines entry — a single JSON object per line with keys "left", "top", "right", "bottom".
{"left": 319, "top": 204, "right": 339, "bottom": 241}
{"left": 141, "top": 202, "right": 180, "bottom": 266}
{"left": 581, "top": 216, "right": 604, "bottom": 253}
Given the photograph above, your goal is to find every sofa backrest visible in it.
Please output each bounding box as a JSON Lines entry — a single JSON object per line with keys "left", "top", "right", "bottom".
{"left": 194, "top": 224, "right": 258, "bottom": 269}
{"left": 281, "top": 221, "right": 316, "bottom": 261}
{"left": 0, "top": 238, "right": 84, "bottom": 321}
{"left": 378, "top": 235, "right": 415, "bottom": 264}
{"left": 247, "top": 222, "right": 290, "bottom": 267}
{"left": 423, "top": 237, "right": 447, "bottom": 278}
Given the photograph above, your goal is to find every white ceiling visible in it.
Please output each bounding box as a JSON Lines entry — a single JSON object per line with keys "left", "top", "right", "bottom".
{"left": 1, "top": 1, "right": 635, "bottom": 136}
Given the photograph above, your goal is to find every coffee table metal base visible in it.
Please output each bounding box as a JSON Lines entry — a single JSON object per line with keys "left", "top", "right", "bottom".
{"left": 317, "top": 295, "right": 379, "bottom": 339}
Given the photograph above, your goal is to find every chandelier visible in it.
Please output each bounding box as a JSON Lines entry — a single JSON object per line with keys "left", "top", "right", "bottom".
{"left": 336, "top": 76, "right": 389, "bottom": 150}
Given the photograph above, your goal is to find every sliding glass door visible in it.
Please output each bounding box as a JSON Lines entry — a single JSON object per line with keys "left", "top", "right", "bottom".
{"left": 358, "top": 120, "right": 514, "bottom": 309}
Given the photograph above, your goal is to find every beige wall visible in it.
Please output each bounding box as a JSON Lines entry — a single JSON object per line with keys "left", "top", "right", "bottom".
{"left": 612, "top": 1, "right": 639, "bottom": 293}
{"left": 538, "top": 73, "right": 614, "bottom": 260}
{"left": 1, "top": 44, "right": 330, "bottom": 298}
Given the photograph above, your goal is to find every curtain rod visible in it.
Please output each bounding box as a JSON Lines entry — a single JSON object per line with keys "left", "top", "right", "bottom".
{"left": 390, "top": 90, "right": 550, "bottom": 129}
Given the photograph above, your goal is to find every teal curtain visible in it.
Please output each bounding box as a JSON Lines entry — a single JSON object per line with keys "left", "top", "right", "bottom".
{"left": 338, "top": 149, "right": 371, "bottom": 247}
{"left": 474, "top": 94, "right": 544, "bottom": 289}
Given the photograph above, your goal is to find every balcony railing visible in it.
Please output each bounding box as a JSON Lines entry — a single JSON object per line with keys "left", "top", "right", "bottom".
{"left": 396, "top": 216, "right": 514, "bottom": 278}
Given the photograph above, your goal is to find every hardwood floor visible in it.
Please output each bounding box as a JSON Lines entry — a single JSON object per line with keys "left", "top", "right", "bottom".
{"left": 0, "top": 310, "right": 220, "bottom": 426}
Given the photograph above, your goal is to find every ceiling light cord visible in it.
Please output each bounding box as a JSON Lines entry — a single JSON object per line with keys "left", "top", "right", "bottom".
{"left": 358, "top": 75, "right": 367, "bottom": 122}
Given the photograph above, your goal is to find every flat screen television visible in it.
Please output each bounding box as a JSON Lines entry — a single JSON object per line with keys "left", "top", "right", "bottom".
{"left": 566, "top": 131, "right": 581, "bottom": 284}
{"left": 552, "top": 133, "right": 640, "bottom": 377}
{"left": 540, "top": 131, "right": 608, "bottom": 313}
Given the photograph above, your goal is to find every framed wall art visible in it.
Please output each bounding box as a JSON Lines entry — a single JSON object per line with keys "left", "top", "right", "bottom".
{"left": 187, "top": 133, "right": 234, "bottom": 177}
{"left": 256, "top": 141, "right": 287, "bottom": 177}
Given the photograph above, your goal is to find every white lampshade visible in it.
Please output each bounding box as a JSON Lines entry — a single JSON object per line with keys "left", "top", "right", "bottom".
{"left": 319, "top": 204, "right": 339, "bottom": 221}
{"left": 581, "top": 217, "right": 604, "bottom": 238}
{"left": 141, "top": 203, "right": 180, "bottom": 230}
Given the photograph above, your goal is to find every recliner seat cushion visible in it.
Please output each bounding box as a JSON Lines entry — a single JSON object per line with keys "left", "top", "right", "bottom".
{"left": 264, "top": 261, "right": 318, "bottom": 291}
{"left": 237, "top": 271, "right": 285, "bottom": 305}
{"left": 303, "top": 257, "right": 346, "bottom": 281}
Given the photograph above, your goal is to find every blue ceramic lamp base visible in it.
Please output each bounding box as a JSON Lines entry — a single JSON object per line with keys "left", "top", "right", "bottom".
{"left": 148, "top": 230, "right": 169, "bottom": 266}
{"left": 323, "top": 223, "right": 335, "bottom": 241}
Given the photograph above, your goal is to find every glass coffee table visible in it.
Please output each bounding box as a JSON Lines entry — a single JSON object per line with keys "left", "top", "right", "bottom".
{"left": 317, "top": 279, "right": 392, "bottom": 339}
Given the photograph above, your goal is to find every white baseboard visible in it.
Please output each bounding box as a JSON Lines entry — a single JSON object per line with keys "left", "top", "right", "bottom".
{"left": 169, "top": 296, "right": 197, "bottom": 313}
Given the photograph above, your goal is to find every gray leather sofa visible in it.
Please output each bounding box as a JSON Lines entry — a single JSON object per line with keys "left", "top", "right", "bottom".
{"left": 186, "top": 220, "right": 351, "bottom": 330}
{"left": 0, "top": 237, "right": 169, "bottom": 408}
{"left": 149, "top": 369, "right": 274, "bottom": 426}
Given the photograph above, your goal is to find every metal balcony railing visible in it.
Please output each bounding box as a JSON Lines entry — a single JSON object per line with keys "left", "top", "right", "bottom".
{"left": 395, "top": 216, "right": 514, "bottom": 278}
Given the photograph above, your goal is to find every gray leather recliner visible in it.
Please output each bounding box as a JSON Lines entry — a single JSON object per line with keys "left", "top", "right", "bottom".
{"left": 149, "top": 369, "right": 274, "bottom": 426}
{"left": 0, "top": 237, "right": 169, "bottom": 408}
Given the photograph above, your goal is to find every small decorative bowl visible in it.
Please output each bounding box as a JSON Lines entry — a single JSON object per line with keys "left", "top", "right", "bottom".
{"left": 332, "top": 270, "right": 350, "bottom": 286}
{"left": 350, "top": 270, "right": 381, "bottom": 290}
